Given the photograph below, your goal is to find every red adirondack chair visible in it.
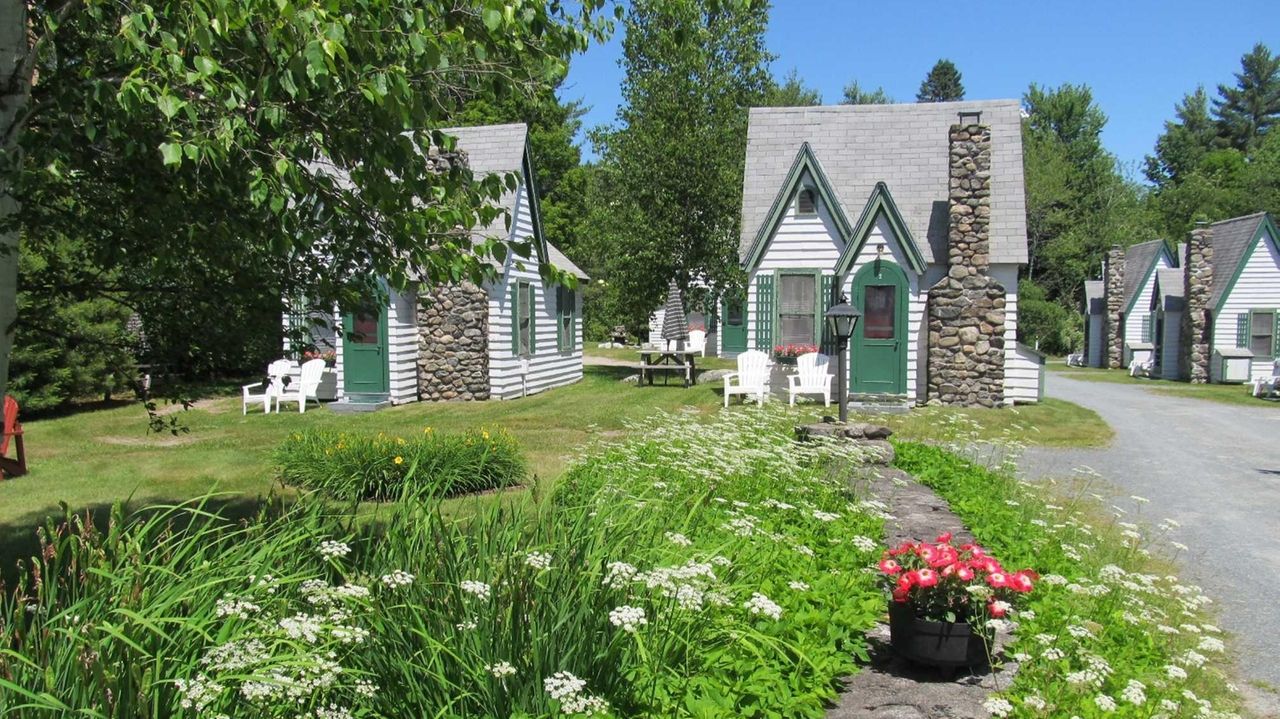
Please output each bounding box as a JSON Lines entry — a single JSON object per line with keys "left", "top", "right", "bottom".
{"left": 1, "top": 395, "right": 26, "bottom": 479}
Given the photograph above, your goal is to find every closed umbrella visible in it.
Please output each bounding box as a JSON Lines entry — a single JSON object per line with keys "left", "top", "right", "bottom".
{"left": 660, "top": 280, "right": 689, "bottom": 348}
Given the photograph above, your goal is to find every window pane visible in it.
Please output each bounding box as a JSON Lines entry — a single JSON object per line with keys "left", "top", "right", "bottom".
{"left": 797, "top": 189, "right": 816, "bottom": 215}
{"left": 727, "top": 301, "right": 744, "bottom": 325}
{"left": 779, "top": 275, "right": 815, "bottom": 314}
{"left": 1252, "top": 311, "right": 1275, "bottom": 356}
{"left": 352, "top": 312, "right": 379, "bottom": 344}
{"left": 863, "top": 285, "right": 896, "bottom": 340}
{"left": 780, "top": 315, "right": 815, "bottom": 345}
{"left": 1251, "top": 311, "right": 1273, "bottom": 334}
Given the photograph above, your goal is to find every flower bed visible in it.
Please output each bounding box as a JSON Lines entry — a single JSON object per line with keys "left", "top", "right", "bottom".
{"left": 2, "top": 408, "right": 888, "bottom": 718}
{"left": 273, "top": 426, "right": 525, "bottom": 500}
{"left": 894, "top": 442, "right": 1244, "bottom": 719}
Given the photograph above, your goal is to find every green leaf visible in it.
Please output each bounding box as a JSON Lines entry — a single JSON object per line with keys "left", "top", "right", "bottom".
{"left": 159, "top": 142, "right": 183, "bottom": 166}
{"left": 156, "top": 94, "right": 184, "bottom": 119}
{"left": 482, "top": 7, "right": 502, "bottom": 30}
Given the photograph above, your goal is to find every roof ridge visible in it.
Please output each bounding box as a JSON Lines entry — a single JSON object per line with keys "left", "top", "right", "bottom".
{"left": 1210, "top": 211, "right": 1268, "bottom": 226}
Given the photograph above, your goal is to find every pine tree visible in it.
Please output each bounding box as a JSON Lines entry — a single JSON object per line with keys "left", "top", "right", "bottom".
{"left": 765, "top": 68, "right": 822, "bottom": 106}
{"left": 840, "top": 80, "right": 892, "bottom": 105}
{"left": 1144, "top": 87, "right": 1218, "bottom": 185}
{"left": 1213, "top": 43, "right": 1280, "bottom": 151}
{"left": 916, "top": 59, "right": 965, "bottom": 102}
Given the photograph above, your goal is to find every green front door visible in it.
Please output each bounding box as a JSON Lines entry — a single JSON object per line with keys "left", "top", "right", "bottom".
{"left": 342, "top": 300, "right": 389, "bottom": 396}
{"left": 850, "top": 261, "right": 907, "bottom": 394}
{"left": 721, "top": 297, "right": 747, "bottom": 353}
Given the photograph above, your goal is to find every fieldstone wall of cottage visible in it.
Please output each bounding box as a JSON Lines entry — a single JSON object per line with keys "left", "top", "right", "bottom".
{"left": 926, "top": 123, "right": 1007, "bottom": 408}
{"left": 417, "top": 281, "right": 490, "bottom": 401}
{"left": 1104, "top": 246, "right": 1126, "bottom": 369}
{"left": 1180, "top": 226, "right": 1213, "bottom": 383}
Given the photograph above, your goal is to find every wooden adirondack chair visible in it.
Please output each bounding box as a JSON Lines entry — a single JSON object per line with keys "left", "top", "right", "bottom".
{"left": 724, "top": 349, "right": 772, "bottom": 407}
{"left": 243, "top": 359, "right": 297, "bottom": 415}
{"left": 1, "top": 395, "right": 27, "bottom": 479}
{"left": 788, "top": 352, "right": 833, "bottom": 406}
{"left": 687, "top": 329, "right": 707, "bottom": 357}
{"left": 276, "top": 358, "right": 327, "bottom": 413}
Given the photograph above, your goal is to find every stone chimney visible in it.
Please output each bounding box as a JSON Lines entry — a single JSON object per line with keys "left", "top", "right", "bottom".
{"left": 926, "top": 120, "right": 1006, "bottom": 407}
{"left": 1103, "top": 245, "right": 1125, "bottom": 369}
{"left": 1180, "top": 224, "right": 1213, "bottom": 383}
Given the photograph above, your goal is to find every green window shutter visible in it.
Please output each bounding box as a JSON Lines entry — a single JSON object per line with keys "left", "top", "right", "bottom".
{"left": 1273, "top": 312, "right": 1280, "bottom": 357}
{"left": 569, "top": 288, "right": 577, "bottom": 350}
{"left": 511, "top": 283, "right": 520, "bottom": 355}
{"left": 555, "top": 286, "right": 564, "bottom": 351}
{"left": 820, "top": 274, "right": 835, "bottom": 354}
{"left": 527, "top": 284, "right": 536, "bottom": 355}
{"left": 1236, "top": 313, "right": 1249, "bottom": 348}
{"left": 1141, "top": 314, "right": 1152, "bottom": 343}
{"left": 755, "top": 274, "right": 774, "bottom": 350}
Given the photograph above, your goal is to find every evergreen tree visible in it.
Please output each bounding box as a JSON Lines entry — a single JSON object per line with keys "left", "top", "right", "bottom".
{"left": 1213, "top": 43, "right": 1280, "bottom": 152}
{"left": 592, "top": 0, "right": 772, "bottom": 323}
{"left": 765, "top": 68, "right": 822, "bottom": 106}
{"left": 840, "top": 80, "right": 892, "bottom": 105}
{"left": 1144, "top": 87, "right": 1218, "bottom": 185}
{"left": 916, "top": 59, "right": 965, "bottom": 102}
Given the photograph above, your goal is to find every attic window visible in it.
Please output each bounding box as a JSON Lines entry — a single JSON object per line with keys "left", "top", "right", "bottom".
{"left": 796, "top": 188, "right": 817, "bottom": 217}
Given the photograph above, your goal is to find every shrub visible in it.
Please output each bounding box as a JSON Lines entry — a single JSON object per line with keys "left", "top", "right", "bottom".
{"left": 274, "top": 426, "right": 526, "bottom": 500}
{"left": 2, "top": 407, "right": 887, "bottom": 718}
{"left": 894, "top": 442, "right": 1243, "bottom": 718}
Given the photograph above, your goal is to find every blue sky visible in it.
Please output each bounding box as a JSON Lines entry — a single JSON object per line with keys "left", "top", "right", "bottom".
{"left": 559, "top": 0, "right": 1280, "bottom": 176}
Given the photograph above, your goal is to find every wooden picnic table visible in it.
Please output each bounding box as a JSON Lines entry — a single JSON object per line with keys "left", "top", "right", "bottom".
{"left": 638, "top": 348, "right": 699, "bottom": 388}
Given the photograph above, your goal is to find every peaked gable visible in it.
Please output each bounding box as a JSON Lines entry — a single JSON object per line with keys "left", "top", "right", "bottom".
{"left": 1122, "top": 239, "right": 1175, "bottom": 314}
{"left": 1210, "top": 212, "right": 1278, "bottom": 312}
{"left": 740, "top": 142, "right": 856, "bottom": 270}
{"left": 834, "top": 182, "right": 927, "bottom": 276}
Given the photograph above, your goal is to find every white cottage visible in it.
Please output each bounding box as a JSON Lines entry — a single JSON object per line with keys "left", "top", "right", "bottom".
{"left": 1083, "top": 239, "right": 1178, "bottom": 369}
{"left": 291, "top": 123, "right": 587, "bottom": 407}
{"left": 731, "top": 101, "right": 1035, "bottom": 406}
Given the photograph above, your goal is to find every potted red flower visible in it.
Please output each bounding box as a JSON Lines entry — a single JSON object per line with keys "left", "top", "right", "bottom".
{"left": 772, "top": 343, "right": 818, "bottom": 365}
{"left": 877, "top": 533, "right": 1035, "bottom": 670}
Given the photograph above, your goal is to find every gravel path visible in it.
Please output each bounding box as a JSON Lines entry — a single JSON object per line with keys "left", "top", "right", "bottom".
{"left": 1022, "top": 373, "right": 1280, "bottom": 709}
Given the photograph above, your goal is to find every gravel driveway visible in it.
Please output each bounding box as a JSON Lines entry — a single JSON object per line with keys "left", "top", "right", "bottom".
{"left": 1021, "top": 373, "right": 1280, "bottom": 708}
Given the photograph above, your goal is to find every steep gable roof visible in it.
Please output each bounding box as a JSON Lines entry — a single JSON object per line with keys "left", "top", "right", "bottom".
{"left": 834, "top": 182, "right": 928, "bottom": 275}
{"left": 740, "top": 99, "right": 1028, "bottom": 267}
{"left": 443, "top": 123, "right": 587, "bottom": 279}
{"left": 1122, "top": 239, "right": 1174, "bottom": 313}
{"left": 740, "top": 142, "right": 857, "bottom": 270}
{"left": 1153, "top": 267, "right": 1184, "bottom": 312}
{"left": 1208, "top": 212, "right": 1272, "bottom": 311}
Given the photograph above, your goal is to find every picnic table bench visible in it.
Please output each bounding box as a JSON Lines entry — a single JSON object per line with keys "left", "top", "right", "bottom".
{"left": 637, "top": 349, "right": 699, "bottom": 388}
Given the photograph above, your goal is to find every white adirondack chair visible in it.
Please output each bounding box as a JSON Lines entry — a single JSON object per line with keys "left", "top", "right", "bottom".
{"left": 1252, "top": 359, "right": 1280, "bottom": 398}
{"left": 788, "top": 352, "right": 833, "bottom": 406}
{"left": 276, "top": 358, "right": 327, "bottom": 413}
{"left": 687, "top": 329, "right": 707, "bottom": 357}
{"left": 724, "top": 349, "right": 772, "bottom": 407}
{"left": 1128, "top": 358, "right": 1153, "bottom": 378}
{"left": 242, "top": 359, "right": 296, "bottom": 415}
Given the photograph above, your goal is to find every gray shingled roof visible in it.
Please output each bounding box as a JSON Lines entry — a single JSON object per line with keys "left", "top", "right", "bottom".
{"left": 1084, "top": 281, "right": 1105, "bottom": 315}
{"left": 1122, "top": 239, "right": 1171, "bottom": 311}
{"left": 1154, "top": 267, "right": 1184, "bottom": 312}
{"left": 442, "top": 123, "right": 588, "bottom": 279}
{"left": 1207, "top": 212, "right": 1268, "bottom": 310}
{"left": 740, "top": 100, "right": 1029, "bottom": 266}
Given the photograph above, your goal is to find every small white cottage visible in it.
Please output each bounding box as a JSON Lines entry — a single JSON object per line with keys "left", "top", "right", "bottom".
{"left": 1082, "top": 239, "right": 1177, "bottom": 369}
{"left": 289, "top": 123, "right": 588, "bottom": 406}
{"left": 732, "top": 101, "right": 1036, "bottom": 406}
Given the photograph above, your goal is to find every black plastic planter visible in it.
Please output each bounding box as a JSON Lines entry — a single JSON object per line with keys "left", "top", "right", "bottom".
{"left": 887, "top": 602, "right": 991, "bottom": 670}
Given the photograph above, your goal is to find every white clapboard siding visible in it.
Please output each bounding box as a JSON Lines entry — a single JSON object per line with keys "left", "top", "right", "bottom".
{"left": 488, "top": 182, "right": 583, "bottom": 400}
{"left": 1159, "top": 309, "right": 1182, "bottom": 380}
{"left": 1007, "top": 342, "right": 1044, "bottom": 403}
{"left": 840, "top": 216, "right": 924, "bottom": 400}
{"left": 1212, "top": 227, "right": 1280, "bottom": 381}
{"left": 386, "top": 289, "right": 419, "bottom": 404}
{"left": 745, "top": 178, "right": 846, "bottom": 354}
{"left": 989, "top": 264, "right": 1024, "bottom": 405}
{"left": 1123, "top": 254, "right": 1172, "bottom": 363}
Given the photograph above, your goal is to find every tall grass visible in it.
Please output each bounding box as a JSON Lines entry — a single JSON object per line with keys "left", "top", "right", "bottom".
{"left": 1, "top": 407, "right": 886, "bottom": 718}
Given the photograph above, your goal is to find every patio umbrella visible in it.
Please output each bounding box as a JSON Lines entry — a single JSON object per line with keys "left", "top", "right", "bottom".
{"left": 660, "top": 280, "right": 689, "bottom": 347}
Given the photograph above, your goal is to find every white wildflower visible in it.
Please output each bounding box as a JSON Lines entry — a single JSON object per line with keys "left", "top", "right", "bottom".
{"left": 380, "top": 570, "right": 415, "bottom": 589}
{"left": 603, "top": 561, "right": 637, "bottom": 589}
{"left": 850, "top": 535, "right": 878, "bottom": 552}
{"left": 460, "top": 580, "right": 491, "bottom": 600}
{"left": 1120, "top": 680, "right": 1147, "bottom": 706}
{"left": 214, "top": 595, "right": 260, "bottom": 620}
{"left": 524, "top": 551, "right": 553, "bottom": 571}
{"left": 664, "top": 532, "right": 693, "bottom": 547}
{"left": 1197, "top": 636, "right": 1225, "bottom": 653}
{"left": 354, "top": 679, "right": 378, "bottom": 697}
{"left": 608, "top": 605, "right": 648, "bottom": 632}
{"left": 812, "top": 510, "right": 840, "bottom": 522}
{"left": 317, "top": 540, "right": 351, "bottom": 560}
{"left": 1166, "top": 664, "right": 1188, "bottom": 680}
{"left": 486, "top": 661, "right": 517, "bottom": 678}
{"left": 744, "top": 592, "right": 782, "bottom": 620}
{"left": 982, "top": 697, "right": 1014, "bottom": 717}
{"left": 1095, "top": 694, "right": 1117, "bottom": 712}
{"left": 788, "top": 580, "right": 810, "bottom": 592}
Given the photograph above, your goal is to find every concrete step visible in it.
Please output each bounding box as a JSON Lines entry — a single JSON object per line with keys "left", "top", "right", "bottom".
{"left": 329, "top": 393, "right": 392, "bottom": 413}
{"left": 845, "top": 393, "right": 913, "bottom": 415}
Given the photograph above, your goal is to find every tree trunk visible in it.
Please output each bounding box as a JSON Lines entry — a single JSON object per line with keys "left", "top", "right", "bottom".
{"left": 0, "top": 1, "right": 30, "bottom": 401}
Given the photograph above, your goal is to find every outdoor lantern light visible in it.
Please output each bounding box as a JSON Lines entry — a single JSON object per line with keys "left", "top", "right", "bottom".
{"left": 825, "top": 298, "right": 861, "bottom": 423}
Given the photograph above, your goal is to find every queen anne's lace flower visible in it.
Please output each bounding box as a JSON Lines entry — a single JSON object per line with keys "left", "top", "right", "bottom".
{"left": 603, "top": 561, "right": 637, "bottom": 589}
{"left": 608, "top": 605, "right": 647, "bottom": 632}
{"left": 1095, "top": 694, "right": 1117, "bottom": 712}
{"left": 317, "top": 540, "right": 350, "bottom": 560}
{"left": 982, "top": 697, "right": 1013, "bottom": 718}
{"left": 486, "top": 661, "right": 517, "bottom": 678}
{"left": 524, "top": 552, "right": 553, "bottom": 571}
{"left": 664, "top": 532, "right": 692, "bottom": 547}
{"left": 380, "top": 570, "right": 415, "bottom": 589}
{"left": 460, "top": 580, "right": 491, "bottom": 600}
{"left": 788, "top": 580, "right": 810, "bottom": 592}
{"left": 744, "top": 592, "right": 782, "bottom": 620}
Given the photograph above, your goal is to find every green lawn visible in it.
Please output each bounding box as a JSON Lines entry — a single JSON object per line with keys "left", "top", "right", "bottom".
{"left": 1048, "top": 363, "right": 1279, "bottom": 408}
{"left": 1, "top": 365, "right": 1112, "bottom": 556}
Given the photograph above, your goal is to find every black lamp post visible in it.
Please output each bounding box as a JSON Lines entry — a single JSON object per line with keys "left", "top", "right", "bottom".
{"left": 825, "top": 296, "right": 861, "bottom": 423}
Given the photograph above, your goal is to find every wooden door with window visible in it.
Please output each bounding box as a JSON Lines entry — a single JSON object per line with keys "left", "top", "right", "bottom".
{"left": 850, "top": 262, "right": 907, "bottom": 394}
{"left": 342, "top": 300, "right": 389, "bottom": 396}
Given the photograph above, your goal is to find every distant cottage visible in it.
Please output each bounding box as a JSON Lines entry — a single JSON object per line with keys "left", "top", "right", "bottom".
{"left": 1083, "top": 212, "right": 1280, "bottom": 384}
{"left": 731, "top": 100, "right": 1038, "bottom": 406}
{"left": 288, "top": 123, "right": 587, "bottom": 408}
